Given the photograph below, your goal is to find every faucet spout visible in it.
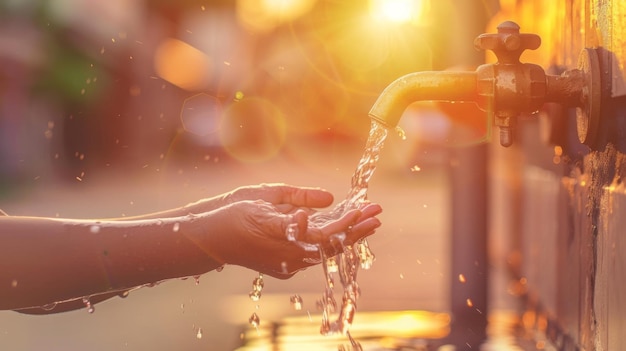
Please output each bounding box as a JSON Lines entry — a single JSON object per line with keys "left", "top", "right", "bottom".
{"left": 368, "top": 71, "right": 479, "bottom": 129}
{"left": 368, "top": 21, "right": 602, "bottom": 147}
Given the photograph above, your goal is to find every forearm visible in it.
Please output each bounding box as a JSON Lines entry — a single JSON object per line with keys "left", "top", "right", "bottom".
{"left": 0, "top": 215, "right": 221, "bottom": 311}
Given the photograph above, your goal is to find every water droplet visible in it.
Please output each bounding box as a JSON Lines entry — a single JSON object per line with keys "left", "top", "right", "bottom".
{"left": 83, "top": 297, "right": 95, "bottom": 314}
{"left": 89, "top": 225, "right": 101, "bottom": 233}
{"left": 216, "top": 265, "right": 224, "bottom": 272}
{"left": 248, "top": 290, "right": 261, "bottom": 301}
{"left": 118, "top": 290, "right": 130, "bottom": 298}
{"left": 281, "top": 261, "right": 288, "bottom": 274}
{"left": 248, "top": 312, "right": 260, "bottom": 328}
{"left": 290, "top": 294, "right": 303, "bottom": 310}
{"left": 11, "top": 279, "right": 17, "bottom": 288}
{"left": 172, "top": 222, "right": 180, "bottom": 232}
{"left": 252, "top": 275, "right": 264, "bottom": 292}
{"left": 285, "top": 223, "right": 298, "bottom": 241}
{"left": 459, "top": 274, "right": 467, "bottom": 283}
{"left": 394, "top": 126, "right": 407, "bottom": 140}
{"left": 326, "top": 257, "right": 338, "bottom": 273}
{"left": 196, "top": 327, "right": 203, "bottom": 339}
{"left": 193, "top": 275, "right": 201, "bottom": 285}
{"left": 466, "top": 298, "right": 473, "bottom": 307}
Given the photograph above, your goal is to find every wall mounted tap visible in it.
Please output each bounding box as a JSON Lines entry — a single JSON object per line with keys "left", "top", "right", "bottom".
{"left": 368, "top": 21, "right": 601, "bottom": 147}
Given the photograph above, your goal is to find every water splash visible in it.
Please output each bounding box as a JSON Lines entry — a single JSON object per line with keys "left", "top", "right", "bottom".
{"left": 309, "top": 120, "right": 388, "bottom": 341}
{"left": 290, "top": 294, "right": 303, "bottom": 310}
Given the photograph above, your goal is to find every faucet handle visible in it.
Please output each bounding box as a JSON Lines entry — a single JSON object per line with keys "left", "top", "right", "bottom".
{"left": 474, "top": 21, "right": 541, "bottom": 64}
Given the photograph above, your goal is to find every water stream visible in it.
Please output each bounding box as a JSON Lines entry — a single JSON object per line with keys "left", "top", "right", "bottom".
{"left": 308, "top": 120, "right": 389, "bottom": 350}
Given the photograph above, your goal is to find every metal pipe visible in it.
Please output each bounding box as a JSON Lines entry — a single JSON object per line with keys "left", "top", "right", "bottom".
{"left": 368, "top": 71, "right": 479, "bottom": 129}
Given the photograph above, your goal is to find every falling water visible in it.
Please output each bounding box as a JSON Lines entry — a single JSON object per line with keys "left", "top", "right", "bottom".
{"left": 309, "top": 120, "right": 389, "bottom": 350}
{"left": 247, "top": 273, "right": 265, "bottom": 330}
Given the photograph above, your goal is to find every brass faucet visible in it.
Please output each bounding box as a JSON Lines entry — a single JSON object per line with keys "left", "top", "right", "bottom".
{"left": 368, "top": 21, "right": 601, "bottom": 147}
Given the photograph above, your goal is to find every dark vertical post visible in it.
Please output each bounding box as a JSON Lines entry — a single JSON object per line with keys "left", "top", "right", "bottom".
{"left": 448, "top": 143, "right": 489, "bottom": 349}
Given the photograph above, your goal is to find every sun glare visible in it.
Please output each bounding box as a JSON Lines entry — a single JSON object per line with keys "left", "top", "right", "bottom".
{"left": 370, "top": 0, "right": 424, "bottom": 24}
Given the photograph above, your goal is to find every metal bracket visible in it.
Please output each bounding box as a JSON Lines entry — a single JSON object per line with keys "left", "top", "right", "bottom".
{"left": 576, "top": 48, "right": 601, "bottom": 146}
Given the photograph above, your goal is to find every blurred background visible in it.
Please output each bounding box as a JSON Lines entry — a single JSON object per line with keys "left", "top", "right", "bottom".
{"left": 0, "top": 0, "right": 499, "bottom": 350}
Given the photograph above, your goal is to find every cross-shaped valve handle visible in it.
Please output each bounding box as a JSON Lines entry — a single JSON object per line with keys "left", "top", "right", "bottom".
{"left": 474, "top": 21, "right": 541, "bottom": 64}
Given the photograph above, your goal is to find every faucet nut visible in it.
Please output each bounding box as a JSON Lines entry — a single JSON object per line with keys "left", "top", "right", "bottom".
{"left": 503, "top": 34, "right": 521, "bottom": 51}
{"left": 475, "top": 21, "right": 541, "bottom": 64}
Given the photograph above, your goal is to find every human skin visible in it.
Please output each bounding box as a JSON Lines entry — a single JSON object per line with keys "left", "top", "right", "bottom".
{"left": 0, "top": 184, "right": 382, "bottom": 314}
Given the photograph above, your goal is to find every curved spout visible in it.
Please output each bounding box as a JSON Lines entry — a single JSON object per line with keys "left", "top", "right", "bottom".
{"left": 368, "top": 71, "right": 479, "bottom": 128}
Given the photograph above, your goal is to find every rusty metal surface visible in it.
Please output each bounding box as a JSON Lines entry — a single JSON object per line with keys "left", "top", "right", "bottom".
{"left": 597, "top": 185, "right": 626, "bottom": 351}
{"left": 594, "top": 0, "right": 626, "bottom": 97}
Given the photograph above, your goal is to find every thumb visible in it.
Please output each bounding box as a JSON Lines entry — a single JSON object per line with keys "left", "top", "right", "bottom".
{"left": 285, "top": 209, "right": 308, "bottom": 241}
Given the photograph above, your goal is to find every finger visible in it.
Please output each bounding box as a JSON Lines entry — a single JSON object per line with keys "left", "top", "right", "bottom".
{"left": 299, "top": 209, "right": 361, "bottom": 244}
{"left": 254, "top": 184, "right": 333, "bottom": 208}
{"left": 356, "top": 203, "right": 382, "bottom": 221}
{"left": 317, "top": 209, "right": 362, "bottom": 234}
{"left": 274, "top": 203, "right": 299, "bottom": 214}
{"left": 344, "top": 217, "right": 381, "bottom": 244}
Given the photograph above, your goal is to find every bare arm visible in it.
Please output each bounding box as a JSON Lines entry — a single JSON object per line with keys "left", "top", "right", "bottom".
{"left": 0, "top": 214, "right": 221, "bottom": 311}
{"left": 0, "top": 184, "right": 382, "bottom": 314}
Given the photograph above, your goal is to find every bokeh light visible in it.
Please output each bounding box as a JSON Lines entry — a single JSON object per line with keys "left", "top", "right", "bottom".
{"left": 219, "top": 97, "right": 287, "bottom": 163}
{"left": 180, "top": 93, "right": 222, "bottom": 139}
{"left": 154, "top": 38, "right": 211, "bottom": 91}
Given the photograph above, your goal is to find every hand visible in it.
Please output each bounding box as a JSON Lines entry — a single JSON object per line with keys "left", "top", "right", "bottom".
{"left": 182, "top": 183, "right": 337, "bottom": 215}
{"left": 196, "top": 199, "right": 382, "bottom": 279}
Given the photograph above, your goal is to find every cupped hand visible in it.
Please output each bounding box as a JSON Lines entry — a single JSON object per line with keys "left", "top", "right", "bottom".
{"left": 198, "top": 199, "right": 382, "bottom": 279}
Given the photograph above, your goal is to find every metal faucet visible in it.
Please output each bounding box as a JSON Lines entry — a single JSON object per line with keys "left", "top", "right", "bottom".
{"left": 368, "top": 21, "right": 601, "bottom": 147}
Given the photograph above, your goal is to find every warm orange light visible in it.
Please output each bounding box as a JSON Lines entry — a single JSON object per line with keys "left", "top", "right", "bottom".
{"left": 154, "top": 38, "right": 211, "bottom": 91}
{"left": 236, "top": 0, "right": 316, "bottom": 33}
{"left": 369, "top": 0, "right": 425, "bottom": 24}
